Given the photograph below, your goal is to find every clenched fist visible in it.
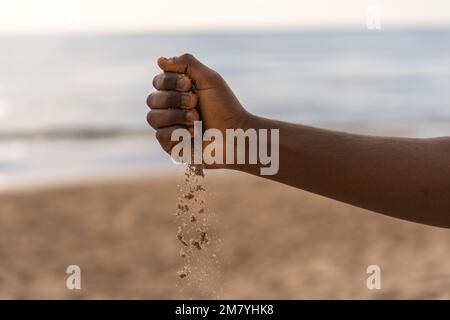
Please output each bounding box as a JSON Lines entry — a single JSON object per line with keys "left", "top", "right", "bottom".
{"left": 146, "top": 53, "right": 252, "bottom": 159}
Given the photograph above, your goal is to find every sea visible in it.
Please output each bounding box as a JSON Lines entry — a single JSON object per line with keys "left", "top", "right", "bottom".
{"left": 0, "top": 28, "right": 449, "bottom": 189}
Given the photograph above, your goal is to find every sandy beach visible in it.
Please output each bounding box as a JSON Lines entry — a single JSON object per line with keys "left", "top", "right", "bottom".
{"left": 1, "top": 172, "right": 450, "bottom": 299}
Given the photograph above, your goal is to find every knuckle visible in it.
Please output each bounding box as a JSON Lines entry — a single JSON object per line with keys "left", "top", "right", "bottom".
{"left": 152, "top": 74, "right": 159, "bottom": 89}
{"left": 162, "top": 73, "right": 176, "bottom": 89}
{"left": 146, "top": 111, "right": 156, "bottom": 128}
{"left": 166, "top": 110, "right": 176, "bottom": 123}
{"left": 207, "top": 70, "right": 222, "bottom": 83}
{"left": 180, "top": 53, "right": 194, "bottom": 62}
{"left": 183, "top": 109, "right": 193, "bottom": 123}
{"left": 162, "top": 110, "right": 177, "bottom": 126}
{"left": 190, "top": 93, "right": 198, "bottom": 107}
{"left": 174, "top": 91, "right": 183, "bottom": 105}
{"left": 149, "top": 91, "right": 170, "bottom": 108}
{"left": 161, "top": 91, "right": 170, "bottom": 105}
{"left": 166, "top": 91, "right": 180, "bottom": 107}
{"left": 161, "top": 142, "right": 173, "bottom": 154}
{"left": 155, "top": 129, "right": 164, "bottom": 142}
{"left": 175, "top": 110, "right": 185, "bottom": 122}
{"left": 146, "top": 92, "right": 155, "bottom": 107}
{"left": 190, "top": 109, "right": 200, "bottom": 121}
{"left": 182, "top": 76, "right": 192, "bottom": 87}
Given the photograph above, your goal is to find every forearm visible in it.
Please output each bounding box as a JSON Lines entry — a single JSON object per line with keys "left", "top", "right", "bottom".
{"left": 239, "top": 114, "right": 450, "bottom": 228}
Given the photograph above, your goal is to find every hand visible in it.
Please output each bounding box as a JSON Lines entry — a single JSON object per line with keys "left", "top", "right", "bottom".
{"left": 146, "top": 53, "right": 252, "bottom": 158}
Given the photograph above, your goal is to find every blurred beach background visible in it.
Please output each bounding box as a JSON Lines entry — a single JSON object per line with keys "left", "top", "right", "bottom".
{"left": 0, "top": 0, "right": 449, "bottom": 299}
{"left": 1, "top": 30, "right": 450, "bottom": 189}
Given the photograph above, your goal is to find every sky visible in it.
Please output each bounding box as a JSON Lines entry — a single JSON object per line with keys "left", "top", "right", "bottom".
{"left": 0, "top": 0, "right": 449, "bottom": 35}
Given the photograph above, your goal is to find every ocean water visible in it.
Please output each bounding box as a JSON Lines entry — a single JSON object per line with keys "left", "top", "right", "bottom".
{"left": 0, "top": 29, "right": 449, "bottom": 188}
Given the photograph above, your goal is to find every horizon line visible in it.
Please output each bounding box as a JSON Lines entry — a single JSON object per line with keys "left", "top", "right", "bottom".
{"left": 1, "top": 23, "right": 449, "bottom": 38}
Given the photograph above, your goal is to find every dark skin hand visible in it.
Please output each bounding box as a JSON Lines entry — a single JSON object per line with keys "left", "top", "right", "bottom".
{"left": 147, "top": 53, "right": 450, "bottom": 228}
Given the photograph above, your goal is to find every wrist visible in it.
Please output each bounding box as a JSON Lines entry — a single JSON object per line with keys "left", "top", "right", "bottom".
{"left": 229, "top": 112, "right": 273, "bottom": 173}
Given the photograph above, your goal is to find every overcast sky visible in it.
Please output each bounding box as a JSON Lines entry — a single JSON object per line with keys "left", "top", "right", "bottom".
{"left": 1, "top": 0, "right": 449, "bottom": 35}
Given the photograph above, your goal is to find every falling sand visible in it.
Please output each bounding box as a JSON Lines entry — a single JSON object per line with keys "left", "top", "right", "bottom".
{"left": 175, "top": 165, "right": 221, "bottom": 297}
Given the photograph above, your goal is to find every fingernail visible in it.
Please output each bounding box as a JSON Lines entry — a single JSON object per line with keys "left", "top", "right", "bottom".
{"left": 185, "top": 110, "right": 194, "bottom": 121}
{"left": 177, "top": 77, "right": 185, "bottom": 90}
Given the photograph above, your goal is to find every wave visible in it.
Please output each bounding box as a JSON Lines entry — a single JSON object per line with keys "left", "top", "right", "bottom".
{"left": 0, "top": 126, "right": 150, "bottom": 142}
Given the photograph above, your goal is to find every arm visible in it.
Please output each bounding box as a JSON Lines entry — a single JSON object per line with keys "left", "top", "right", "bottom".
{"left": 241, "top": 115, "right": 450, "bottom": 228}
{"left": 146, "top": 53, "right": 450, "bottom": 228}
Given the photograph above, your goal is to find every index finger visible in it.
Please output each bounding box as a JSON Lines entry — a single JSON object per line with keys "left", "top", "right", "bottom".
{"left": 152, "top": 72, "right": 192, "bottom": 92}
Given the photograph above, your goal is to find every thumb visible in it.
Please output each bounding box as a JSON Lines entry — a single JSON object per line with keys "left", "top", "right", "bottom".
{"left": 157, "top": 53, "right": 218, "bottom": 89}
